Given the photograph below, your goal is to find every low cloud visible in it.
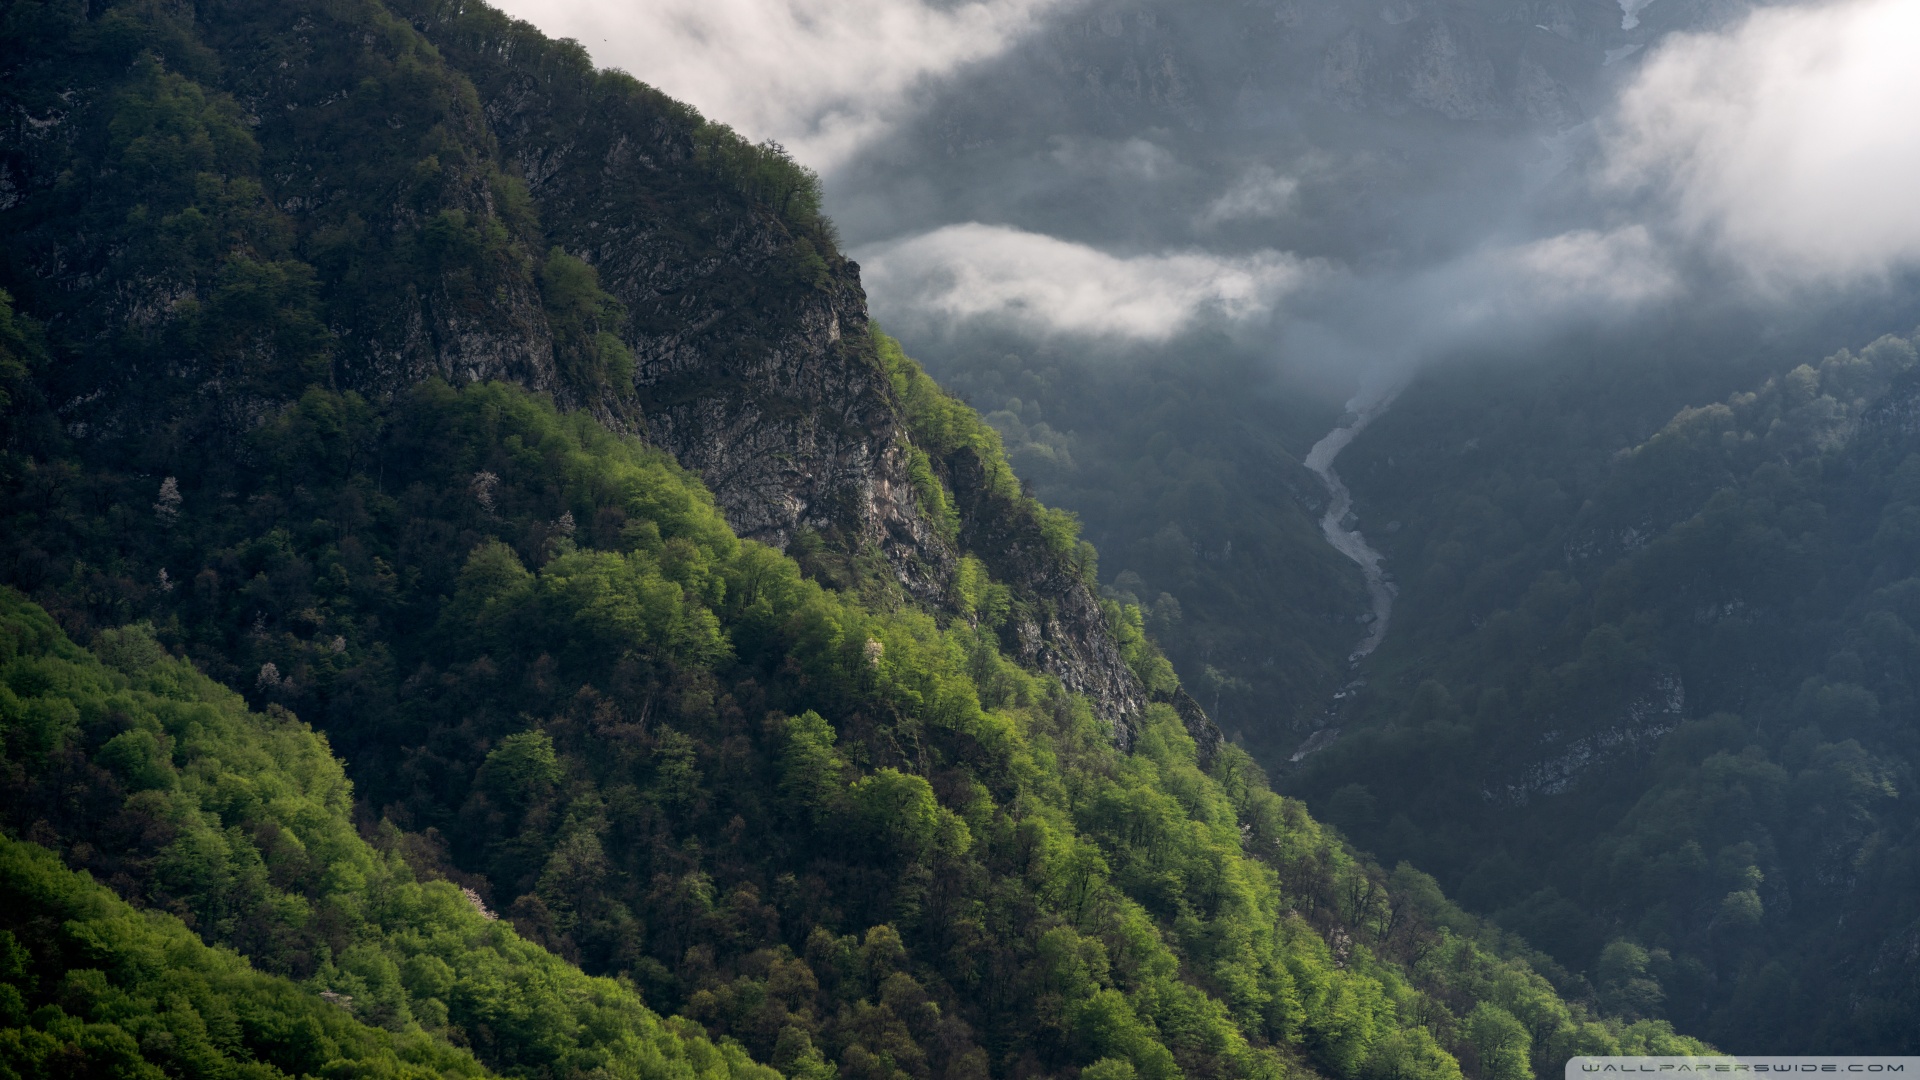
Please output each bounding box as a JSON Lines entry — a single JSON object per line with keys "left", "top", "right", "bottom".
{"left": 1285, "top": 225, "right": 1679, "bottom": 379}
{"left": 1485, "top": 226, "right": 1677, "bottom": 314}
{"left": 858, "top": 224, "right": 1313, "bottom": 340}
{"left": 487, "top": 0, "right": 1072, "bottom": 168}
{"left": 1194, "top": 166, "right": 1301, "bottom": 230}
{"left": 1603, "top": 0, "right": 1920, "bottom": 286}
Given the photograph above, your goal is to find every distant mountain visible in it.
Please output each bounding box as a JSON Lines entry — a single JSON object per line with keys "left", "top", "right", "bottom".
{"left": 0, "top": 2, "right": 1697, "bottom": 1079}
{"left": 816, "top": 0, "right": 1920, "bottom": 1053}
{"left": 815, "top": 0, "right": 1793, "bottom": 771}
{"left": 833, "top": 0, "right": 1766, "bottom": 260}
{"left": 1295, "top": 327, "right": 1920, "bottom": 1050}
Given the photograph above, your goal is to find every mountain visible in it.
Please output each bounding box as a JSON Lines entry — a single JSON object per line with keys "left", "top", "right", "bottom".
{"left": 1291, "top": 328, "right": 1920, "bottom": 1051}
{"left": 0, "top": 0, "right": 1138, "bottom": 737}
{"left": 0, "top": 590, "right": 774, "bottom": 1080}
{"left": 832, "top": 0, "right": 1770, "bottom": 262}
{"left": 821, "top": 0, "right": 1803, "bottom": 767}
{"left": 789, "top": 0, "right": 1920, "bottom": 1049}
{"left": 0, "top": 2, "right": 1701, "bottom": 1079}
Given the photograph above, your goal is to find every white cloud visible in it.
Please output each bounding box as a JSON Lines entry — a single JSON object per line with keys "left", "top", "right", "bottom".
{"left": 1493, "top": 226, "right": 1677, "bottom": 311}
{"left": 1603, "top": 0, "right": 1920, "bottom": 285}
{"left": 1194, "top": 166, "right": 1301, "bottom": 229}
{"left": 486, "top": 0, "right": 1073, "bottom": 168}
{"left": 857, "top": 224, "right": 1313, "bottom": 339}
{"left": 1280, "top": 225, "right": 1679, "bottom": 382}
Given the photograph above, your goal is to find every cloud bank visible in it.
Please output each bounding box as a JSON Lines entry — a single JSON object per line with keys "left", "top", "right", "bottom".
{"left": 1194, "top": 166, "right": 1302, "bottom": 230}
{"left": 487, "top": 0, "right": 1071, "bottom": 167}
{"left": 487, "top": 0, "right": 1918, "bottom": 386}
{"left": 857, "top": 224, "right": 1314, "bottom": 340}
{"left": 1604, "top": 0, "right": 1920, "bottom": 286}
{"left": 1481, "top": 226, "right": 1678, "bottom": 316}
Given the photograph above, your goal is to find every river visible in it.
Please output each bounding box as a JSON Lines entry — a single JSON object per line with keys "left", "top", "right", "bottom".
{"left": 1304, "top": 391, "right": 1398, "bottom": 664}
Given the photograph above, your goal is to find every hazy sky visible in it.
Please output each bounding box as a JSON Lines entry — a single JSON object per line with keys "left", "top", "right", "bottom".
{"left": 487, "top": 0, "right": 1074, "bottom": 168}
{"left": 490, "top": 0, "right": 1920, "bottom": 367}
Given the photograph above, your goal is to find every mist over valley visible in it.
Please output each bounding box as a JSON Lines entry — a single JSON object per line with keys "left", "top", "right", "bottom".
{"left": 494, "top": 0, "right": 1920, "bottom": 1050}
{"left": 3, "top": 0, "right": 1919, "bottom": 1072}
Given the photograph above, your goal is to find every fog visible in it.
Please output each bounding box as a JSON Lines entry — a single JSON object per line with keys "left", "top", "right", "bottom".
{"left": 859, "top": 224, "right": 1314, "bottom": 341}
{"left": 490, "top": 0, "right": 1920, "bottom": 393}
{"left": 485, "top": 0, "right": 1078, "bottom": 167}
{"left": 1603, "top": 0, "right": 1920, "bottom": 287}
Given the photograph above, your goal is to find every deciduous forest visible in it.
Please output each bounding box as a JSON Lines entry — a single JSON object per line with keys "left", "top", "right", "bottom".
{"left": 5, "top": 0, "right": 1917, "bottom": 1074}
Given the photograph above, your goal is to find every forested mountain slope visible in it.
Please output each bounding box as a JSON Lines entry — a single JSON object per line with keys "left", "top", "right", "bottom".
{"left": 0, "top": 0, "right": 1140, "bottom": 736}
{"left": 0, "top": 1, "right": 1709, "bottom": 1077}
{"left": 0, "top": 591, "right": 769, "bottom": 1080}
{"left": 0, "top": 834, "right": 497, "bottom": 1080}
{"left": 0, "top": 343, "right": 1705, "bottom": 1080}
{"left": 1295, "top": 330, "right": 1920, "bottom": 1050}
{"left": 918, "top": 339, "right": 1370, "bottom": 766}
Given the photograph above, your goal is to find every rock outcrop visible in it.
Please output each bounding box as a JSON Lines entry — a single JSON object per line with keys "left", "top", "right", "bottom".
{"left": 0, "top": 0, "right": 1147, "bottom": 741}
{"left": 402, "top": 6, "right": 955, "bottom": 598}
{"left": 394, "top": 0, "right": 1145, "bottom": 736}
{"left": 947, "top": 444, "right": 1146, "bottom": 747}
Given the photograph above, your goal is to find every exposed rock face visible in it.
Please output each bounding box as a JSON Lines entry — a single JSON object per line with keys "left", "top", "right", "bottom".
{"left": 947, "top": 445, "right": 1144, "bottom": 747}
{"left": 0, "top": 0, "right": 1147, "bottom": 740}
{"left": 399, "top": 3, "right": 1146, "bottom": 734}
{"left": 1170, "top": 688, "right": 1226, "bottom": 768}
{"left": 398, "top": 3, "right": 957, "bottom": 602}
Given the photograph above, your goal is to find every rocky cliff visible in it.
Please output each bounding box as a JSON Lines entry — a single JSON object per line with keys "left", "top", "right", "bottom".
{"left": 0, "top": 0, "right": 1146, "bottom": 740}
{"left": 392, "top": 1, "right": 958, "bottom": 600}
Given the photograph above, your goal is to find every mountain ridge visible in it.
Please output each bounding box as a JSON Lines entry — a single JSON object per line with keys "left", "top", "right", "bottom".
{"left": 0, "top": 1, "right": 1712, "bottom": 1077}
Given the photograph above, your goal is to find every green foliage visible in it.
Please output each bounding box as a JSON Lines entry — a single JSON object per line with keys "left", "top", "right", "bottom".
{"left": 481, "top": 731, "right": 563, "bottom": 805}
{"left": 692, "top": 126, "right": 831, "bottom": 240}
{"left": 0, "top": 588, "right": 782, "bottom": 1080}
{"left": 0, "top": 372, "right": 1673, "bottom": 1079}
{"left": 540, "top": 248, "right": 636, "bottom": 397}
{"left": 903, "top": 444, "right": 960, "bottom": 544}
{"left": 778, "top": 710, "right": 849, "bottom": 818}
{"left": 913, "top": 335, "right": 1370, "bottom": 760}
{"left": 1101, "top": 600, "right": 1181, "bottom": 698}
{"left": 874, "top": 328, "right": 1100, "bottom": 589}
{"left": 876, "top": 330, "right": 1017, "bottom": 509}
{"left": 0, "top": 291, "right": 36, "bottom": 400}
{"left": 0, "top": 835, "right": 494, "bottom": 1080}
{"left": 1463, "top": 1006, "right": 1529, "bottom": 1080}
{"left": 843, "top": 768, "right": 954, "bottom": 861}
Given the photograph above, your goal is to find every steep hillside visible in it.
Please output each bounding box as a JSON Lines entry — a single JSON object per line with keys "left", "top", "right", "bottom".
{"left": 0, "top": 1, "right": 1712, "bottom": 1078}
{"left": 1295, "top": 330, "right": 1920, "bottom": 1050}
{"left": 0, "top": 588, "right": 776, "bottom": 1080}
{"left": 0, "top": 359, "right": 1706, "bottom": 1080}
{"left": 0, "top": 0, "right": 1140, "bottom": 737}
{"left": 0, "top": 835, "right": 497, "bottom": 1080}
